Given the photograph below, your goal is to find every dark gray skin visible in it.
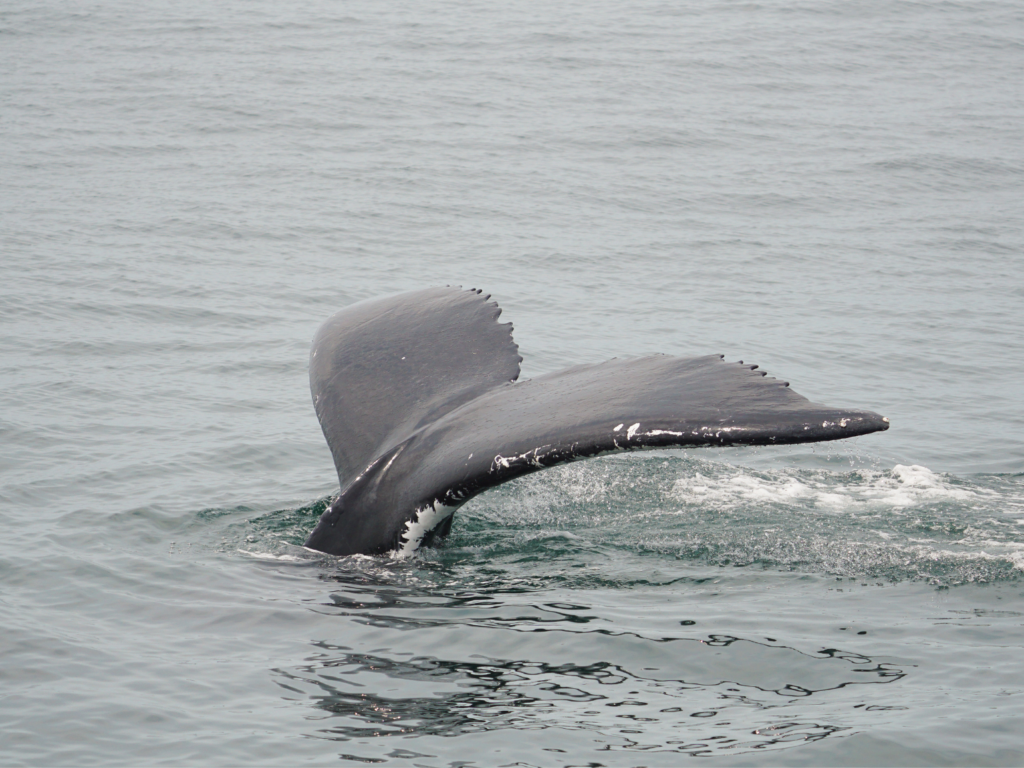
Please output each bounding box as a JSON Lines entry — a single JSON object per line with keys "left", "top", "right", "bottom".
{"left": 304, "top": 287, "right": 889, "bottom": 557}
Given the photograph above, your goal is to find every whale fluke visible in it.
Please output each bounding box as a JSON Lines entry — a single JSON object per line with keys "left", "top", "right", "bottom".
{"left": 305, "top": 287, "right": 889, "bottom": 557}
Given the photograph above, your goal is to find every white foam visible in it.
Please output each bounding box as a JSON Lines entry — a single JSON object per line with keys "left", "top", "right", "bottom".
{"left": 670, "top": 463, "right": 977, "bottom": 512}
{"left": 238, "top": 549, "right": 308, "bottom": 562}
{"left": 896, "top": 544, "right": 1024, "bottom": 574}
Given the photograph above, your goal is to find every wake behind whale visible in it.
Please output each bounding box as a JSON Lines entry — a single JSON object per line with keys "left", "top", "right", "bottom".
{"left": 304, "top": 287, "right": 888, "bottom": 557}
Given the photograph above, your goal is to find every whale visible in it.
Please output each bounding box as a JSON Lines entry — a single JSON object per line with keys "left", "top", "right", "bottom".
{"left": 304, "top": 287, "right": 889, "bottom": 557}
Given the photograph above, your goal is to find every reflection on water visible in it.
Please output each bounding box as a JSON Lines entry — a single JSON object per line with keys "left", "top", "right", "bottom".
{"left": 274, "top": 567, "right": 907, "bottom": 759}
{"left": 276, "top": 639, "right": 904, "bottom": 757}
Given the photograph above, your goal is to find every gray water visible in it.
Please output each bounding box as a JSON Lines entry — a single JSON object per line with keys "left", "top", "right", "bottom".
{"left": 2, "top": 1, "right": 1024, "bottom": 765}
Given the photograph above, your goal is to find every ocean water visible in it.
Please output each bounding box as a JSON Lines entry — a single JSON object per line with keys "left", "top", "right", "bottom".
{"left": 2, "top": 0, "right": 1023, "bottom": 765}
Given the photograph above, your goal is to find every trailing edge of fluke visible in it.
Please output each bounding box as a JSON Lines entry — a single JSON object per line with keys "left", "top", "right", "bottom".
{"left": 304, "top": 286, "right": 888, "bottom": 557}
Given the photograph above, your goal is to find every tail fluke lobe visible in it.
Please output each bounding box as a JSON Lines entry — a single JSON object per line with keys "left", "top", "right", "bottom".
{"left": 310, "top": 287, "right": 521, "bottom": 488}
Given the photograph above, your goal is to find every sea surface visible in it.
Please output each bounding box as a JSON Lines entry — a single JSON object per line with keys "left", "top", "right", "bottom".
{"left": 2, "top": 1, "right": 1023, "bottom": 765}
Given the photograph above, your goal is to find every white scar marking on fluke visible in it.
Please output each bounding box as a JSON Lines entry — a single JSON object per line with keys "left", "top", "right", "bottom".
{"left": 613, "top": 424, "right": 624, "bottom": 432}
{"left": 396, "top": 499, "right": 458, "bottom": 557}
{"left": 626, "top": 423, "right": 640, "bottom": 439}
{"left": 492, "top": 446, "right": 551, "bottom": 471}
{"left": 646, "top": 429, "right": 684, "bottom": 437}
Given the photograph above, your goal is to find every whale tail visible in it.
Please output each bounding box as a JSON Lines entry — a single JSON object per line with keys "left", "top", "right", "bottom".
{"left": 306, "top": 287, "right": 888, "bottom": 556}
